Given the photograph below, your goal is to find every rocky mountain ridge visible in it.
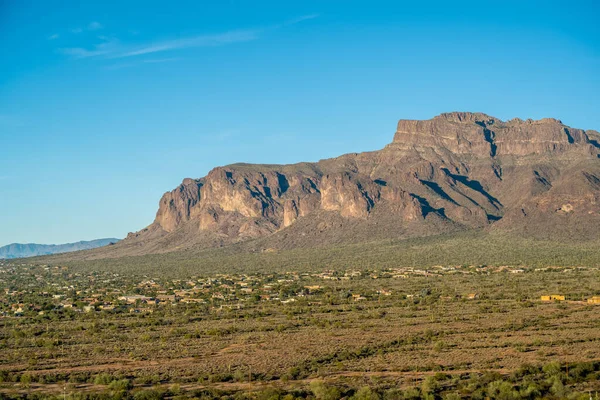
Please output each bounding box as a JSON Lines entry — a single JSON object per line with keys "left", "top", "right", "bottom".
{"left": 72, "top": 112, "right": 600, "bottom": 258}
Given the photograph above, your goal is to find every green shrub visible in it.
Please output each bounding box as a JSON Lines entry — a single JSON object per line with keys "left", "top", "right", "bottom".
{"left": 310, "top": 380, "right": 342, "bottom": 400}
{"left": 133, "top": 389, "right": 163, "bottom": 400}
{"left": 542, "top": 361, "right": 562, "bottom": 377}
{"left": 486, "top": 380, "right": 519, "bottom": 400}
{"left": 443, "top": 393, "right": 461, "bottom": 400}
{"left": 351, "top": 386, "right": 380, "bottom": 400}
{"left": 401, "top": 387, "right": 421, "bottom": 400}
{"left": 94, "top": 373, "right": 113, "bottom": 385}
{"left": 108, "top": 378, "right": 131, "bottom": 391}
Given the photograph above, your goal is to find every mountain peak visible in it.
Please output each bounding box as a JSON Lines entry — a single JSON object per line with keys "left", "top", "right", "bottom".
{"left": 432, "top": 112, "right": 564, "bottom": 126}
{"left": 436, "top": 111, "right": 497, "bottom": 123}
{"left": 392, "top": 111, "right": 596, "bottom": 157}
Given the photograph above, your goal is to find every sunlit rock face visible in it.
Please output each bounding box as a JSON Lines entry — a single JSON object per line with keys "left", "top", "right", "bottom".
{"left": 123, "top": 112, "right": 600, "bottom": 252}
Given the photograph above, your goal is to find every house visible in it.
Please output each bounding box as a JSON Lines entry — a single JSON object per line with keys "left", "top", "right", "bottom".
{"left": 304, "top": 285, "right": 322, "bottom": 293}
{"left": 118, "top": 295, "right": 152, "bottom": 304}
{"left": 541, "top": 295, "right": 565, "bottom": 301}
{"left": 179, "top": 298, "right": 205, "bottom": 304}
{"left": 156, "top": 294, "right": 176, "bottom": 303}
{"left": 587, "top": 296, "right": 600, "bottom": 304}
{"left": 130, "top": 308, "right": 153, "bottom": 314}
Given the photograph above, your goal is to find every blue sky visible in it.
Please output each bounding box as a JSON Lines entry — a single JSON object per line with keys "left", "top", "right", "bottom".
{"left": 0, "top": 0, "right": 599, "bottom": 246}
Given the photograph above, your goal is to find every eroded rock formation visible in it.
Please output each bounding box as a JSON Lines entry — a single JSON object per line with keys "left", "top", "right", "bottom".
{"left": 119, "top": 112, "right": 599, "bottom": 253}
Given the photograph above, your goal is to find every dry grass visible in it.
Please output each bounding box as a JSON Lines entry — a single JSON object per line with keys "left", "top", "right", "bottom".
{"left": 1, "top": 268, "right": 599, "bottom": 398}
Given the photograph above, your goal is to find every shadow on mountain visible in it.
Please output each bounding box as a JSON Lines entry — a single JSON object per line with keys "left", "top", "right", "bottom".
{"left": 441, "top": 168, "right": 502, "bottom": 209}
{"left": 487, "top": 214, "right": 502, "bottom": 222}
{"left": 411, "top": 194, "right": 447, "bottom": 218}
{"left": 276, "top": 173, "right": 290, "bottom": 195}
{"left": 420, "top": 180, "right": 459, "bottom": 205}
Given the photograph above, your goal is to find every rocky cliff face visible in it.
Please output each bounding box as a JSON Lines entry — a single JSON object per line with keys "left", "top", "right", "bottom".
{"left": 392, "top": 112, "right": 595, "bottom": 157}
{"left": 119, "top": 112, "right": 599, "bottom": 254}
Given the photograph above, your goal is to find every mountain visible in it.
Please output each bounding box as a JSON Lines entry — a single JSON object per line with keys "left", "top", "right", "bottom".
{"left": 37, "top": 112, "right": 600, "bottom": 261}
{"left": 0, "top": 238, "right": 120, "bottom": 259}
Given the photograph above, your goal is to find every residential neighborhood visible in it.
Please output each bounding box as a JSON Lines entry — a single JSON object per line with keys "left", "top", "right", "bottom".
{"left": 1, "top": 261, "right": 599, "bottom": 319}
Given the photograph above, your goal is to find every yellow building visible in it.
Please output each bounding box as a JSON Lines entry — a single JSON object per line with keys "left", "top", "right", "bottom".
{"left": 541, "top": 295, "right": 565, "bottom": 301}
{"left": 587, "top": 296, "right": 600, "bottom": 304}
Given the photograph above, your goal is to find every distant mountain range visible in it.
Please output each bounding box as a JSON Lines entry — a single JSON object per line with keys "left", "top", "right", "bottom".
{"left": 0, "top": 239, "right": 120, "bottom": 259}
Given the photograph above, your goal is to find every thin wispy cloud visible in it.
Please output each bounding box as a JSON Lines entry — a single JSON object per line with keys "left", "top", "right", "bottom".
{"left": 142, "top": 57, "right": 180, "bottom": 64}
{"left": 88, "top": 21, "right": 103, "bottom": 31}
{"left": 57, "top": 38, "right": 119, "bottom": 59}
{"left": 104, "top": 57, "right": 180, "bottom": 70}
{"left": 56, "top": 14, "right": 318, "bottom": 60}
{"left": 48, "top": 33, "right": 60, "bottom": 40}
{"left": 69, "top": 21, "right": 104, "bottom": 35}
{"left": 104, "top": 62, "right": 136, "bottom": 71}
{"left": 113, "top": 29, "right": 258, "bottom": 58}
{"left": 283, "top": 13, "right": 320, "bottom": 26}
